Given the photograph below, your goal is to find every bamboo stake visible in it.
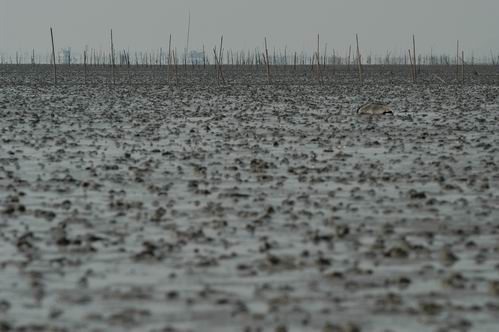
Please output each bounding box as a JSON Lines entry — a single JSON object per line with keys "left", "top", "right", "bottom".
{"left": 332, "top": 49, "right": 336, "bottom": 76}
{"left": 316, "top": 34, "right": 321, "bottom": 82}
{"left": 323, "top": 42, "right": 327, "bottom": 70}
{"left": 83, "top": 49, "right": 87, "bottom": 84}
{"left": 347, "top": 45, "right": 352, "bottom": 73}
{"left": 213, "top": 47, "right": 225, "bottom": 84}
{"left": 347, "top": 45, "right": 351, "bottom": 72}
{"left": 213, "top": 48, "right": 219, "bottom": 83}
{"left": 127, "top": 52, "right": 131, "bottom": 85}
{"left": 356, "top": 34, "right": 362, "bottom": 82}
{"left": 185, "top": 11, "right": 191, "bottom": 66}
{"left": 203, "top": 45, "right": 206, "bottom": 69}
{"left": 219, "top": 36, "right": 225, "bottom": 82}
{"left": 456, "top": 40, "right": 459, "bottom": 81}
{"left": 167, "top": 34, "right": 172, "bottom": 82}
{"left": 50, "top": 27, "right": 57, "bottom": 85}
{"left": 219, "top": 53, "right": 225, "bottom": 83}
{"left": 408, "top": 49, "right": 415, "bottom": 82}
{"left": 219, "top": 35, "right": 224, "bottom": 66}
{"left": 264, "top": 37, "right": 271, "bottom": 82}
{"left": 412, "top": 35, "right": 416, "bottom": 80}
{"left": 111, "top": 29, "right": 115, "bottom": 85}
{"left": 461, "top": 50, "right": 465, "bottom": 84}
{"left": 173, "top": 49, "right": 178, "bottom": 84}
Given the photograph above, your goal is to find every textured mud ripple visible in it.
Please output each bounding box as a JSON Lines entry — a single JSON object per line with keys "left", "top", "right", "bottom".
{"left": 1, "top": 65, "right": 499, "bottom": 332}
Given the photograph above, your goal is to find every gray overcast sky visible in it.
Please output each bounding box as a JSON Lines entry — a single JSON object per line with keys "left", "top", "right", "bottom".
{"left": 1, "top": 0, "right": 498, "bottom": 58}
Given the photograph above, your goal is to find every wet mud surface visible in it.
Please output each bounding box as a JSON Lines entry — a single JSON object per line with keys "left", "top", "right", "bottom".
{"left": 1, "top": 65, "right": 499, "bottom": 331}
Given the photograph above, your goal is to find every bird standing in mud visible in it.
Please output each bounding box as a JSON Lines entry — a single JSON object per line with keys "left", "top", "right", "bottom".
{"left": 357, "top": 102, "right": 394, "bottom": 115}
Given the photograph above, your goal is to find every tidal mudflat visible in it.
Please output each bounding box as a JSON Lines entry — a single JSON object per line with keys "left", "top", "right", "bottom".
{"left": 1, "top": 65, "right": 499, "bottom": 332}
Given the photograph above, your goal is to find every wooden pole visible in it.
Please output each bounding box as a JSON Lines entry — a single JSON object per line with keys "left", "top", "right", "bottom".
{"left": 323, "top": 43, "right": 327, "bottom": 70}
{"left": 347, "top": 45, "right": 351, "bottom": 72}
{"left": 203, "top": 44, "right": 206, "bottom": 69}
{"left": 127, "top": 52, "right": 131, "bottom": 85}
{"left": 461, "top": 50, "right": 465, "bottom": 84}
{"left": 332, "top": 49, "right": 336, "bottom": 75}
{"left": 408, "top": 49, "right": 415, "bottom": 82}
{"left": 316, "top": 34, "right": 321, "bottom": 82}
{"left": 167, "top": 34, "right": 172, "bottom": 82}
{"left": 412, "top": 35, "right": 417, "bottom": 80}
{"left": 167, "top": 34, "right": 172, "bottom": 81}
{"left": 185, "top": 11, "right": 191, "bottom": 66}
{"left": 264, "top": 37, "right": 271, "bottom": 82}
{"left": 219, "top": 36, "right": 225, "bottom": 82}
{"left": 456, "top": 40, "right": 459, "bottom": 81}
{"left": 84, "top": 49, "right": 87, "bottom": 84}
{"left": 213, "top": 47, "right": 225, "bottom": 84}
{"left": 219, "top": 35, "right": 224, "bottom": 66}
{"left": 356, "top": 34, "right": 362, "bottom": 82}
{"left": 173, "top": 49, "right": 178, "bottom": 84}
{"left": 50, "top": 27, "right": 57, "bottom": 85}
{"left": 111, "top": 29, "right": 115, "bottom": 84}
{"left": 213, "top": 48, "right": 219, "bottom": 83}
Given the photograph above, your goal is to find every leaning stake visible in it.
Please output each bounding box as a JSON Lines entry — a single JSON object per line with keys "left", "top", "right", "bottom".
{"left": 50, "top": 27, "right": 57, "bottom": 85}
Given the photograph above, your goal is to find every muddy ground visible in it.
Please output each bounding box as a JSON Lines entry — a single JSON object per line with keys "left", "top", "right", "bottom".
{"left": 1, "top": 65, "right": 499, "bottom": 332}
